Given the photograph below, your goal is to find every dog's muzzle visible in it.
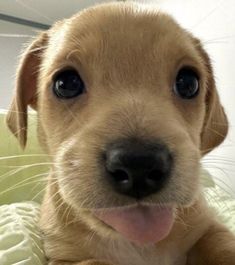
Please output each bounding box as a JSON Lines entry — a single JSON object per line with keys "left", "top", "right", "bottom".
{"left": 94, "top": 139, "right": 175, "bottom": 245}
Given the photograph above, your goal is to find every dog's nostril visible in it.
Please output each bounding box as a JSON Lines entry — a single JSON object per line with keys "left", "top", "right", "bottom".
{"left": 109, "top": 169, "right": 133, "bottom": 192}
{"left": 112, "top": 169, "right": 130, "bottom": 183}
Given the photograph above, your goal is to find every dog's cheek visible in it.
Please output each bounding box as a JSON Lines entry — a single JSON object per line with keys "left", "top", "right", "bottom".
{"left": 53, "top": 138, "right": 84, "bottom": 207}
{"left": 172, "top": 145, "right": 201, "bottom": 205}
{"left": 52, "top": 137, "right": 105, "bottom": 209}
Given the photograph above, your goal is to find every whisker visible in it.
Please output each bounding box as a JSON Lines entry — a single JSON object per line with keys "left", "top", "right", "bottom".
{"left": 0, "top": 173, "right": 48, "bottom": 196}
{"left": 0, "top": 154, "right": 51, "bottom": 160}
{"left": 0, "top": 34, "right": 34, "bottom": 38}
{"left": 0, "top": 162, "right": 52, "bottom": 184}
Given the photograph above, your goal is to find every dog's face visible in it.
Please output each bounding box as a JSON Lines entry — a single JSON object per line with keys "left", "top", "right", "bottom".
{"left": 7, "top": 2, "right": 228, "bottom": 244}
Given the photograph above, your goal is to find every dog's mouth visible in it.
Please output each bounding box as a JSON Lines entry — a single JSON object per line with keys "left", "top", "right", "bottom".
{"left": 93, "top": 204, "right": 174, "bottom": 245}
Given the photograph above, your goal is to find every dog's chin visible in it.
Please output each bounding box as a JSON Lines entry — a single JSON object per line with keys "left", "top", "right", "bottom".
{"left": 78, "top": 203, "right": 176, "bottom": 246}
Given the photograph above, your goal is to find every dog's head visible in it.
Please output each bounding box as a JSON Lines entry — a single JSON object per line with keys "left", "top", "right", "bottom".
{"left": 6, "top": 3, "right": 228, "bottom": 245}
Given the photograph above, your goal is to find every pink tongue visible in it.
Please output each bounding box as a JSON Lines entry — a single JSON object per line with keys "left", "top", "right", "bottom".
{"left": 94, "top": 205, "right": 174, "bottom": 245}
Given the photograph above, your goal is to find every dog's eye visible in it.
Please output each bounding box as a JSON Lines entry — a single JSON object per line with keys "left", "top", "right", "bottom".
{"left": 53, "top": 70, "right": 85, "bottom": 99}
{"left": 174, "top": 68, "right": 199, "bottom": 99}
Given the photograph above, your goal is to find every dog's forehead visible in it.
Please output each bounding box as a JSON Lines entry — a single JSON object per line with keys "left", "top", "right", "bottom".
{"left": 46, "top": 3, "right": 199, "bottom": 82}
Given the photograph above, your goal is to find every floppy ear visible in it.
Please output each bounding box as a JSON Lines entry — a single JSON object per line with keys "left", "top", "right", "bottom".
{"left": 192, "top": 38, "right": 229, "bottom": 155}
{"left": 6, "top": 32, "right": 48, "bottom": 149}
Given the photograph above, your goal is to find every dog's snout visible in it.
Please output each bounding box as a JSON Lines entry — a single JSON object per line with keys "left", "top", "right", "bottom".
{"left": 105, "top": 140, "right": 173, "bottom": 199}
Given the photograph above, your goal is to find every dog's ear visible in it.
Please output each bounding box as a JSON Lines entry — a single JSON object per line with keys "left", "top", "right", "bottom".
{"left": 6, "top": 32, "right": 48, "bottom": 148}
{"left": 192, "top": 38, "right": 229, "bottom": 155}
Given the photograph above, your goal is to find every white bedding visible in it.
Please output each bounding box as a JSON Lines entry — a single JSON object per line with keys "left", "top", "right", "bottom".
{"left": 0, "top": 202, "right": 46, "bottom": 265}
{"left": 205, "top": 186, "right": 235, "bottom": 233}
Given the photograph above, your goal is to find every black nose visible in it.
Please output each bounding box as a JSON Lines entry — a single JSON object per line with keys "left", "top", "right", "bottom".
{"left": 105, "top": 139, "right": 173, "bottom": 199}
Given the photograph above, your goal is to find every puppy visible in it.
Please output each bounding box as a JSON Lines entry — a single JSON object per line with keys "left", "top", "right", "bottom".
{"left": 6, "top": 2, "right": 235, "bottom": 265}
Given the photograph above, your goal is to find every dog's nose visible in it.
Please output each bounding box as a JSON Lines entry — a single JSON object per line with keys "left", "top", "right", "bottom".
{"left": 105, "top": 140, "right": 173, "bottom": 199}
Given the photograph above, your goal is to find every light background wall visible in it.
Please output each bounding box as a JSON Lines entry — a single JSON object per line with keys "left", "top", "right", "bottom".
{"left": 0, "top": 0, "right": 235, "bottom": 195}
{"left": 0, "top": 21, "right": 35, "bottom": 109}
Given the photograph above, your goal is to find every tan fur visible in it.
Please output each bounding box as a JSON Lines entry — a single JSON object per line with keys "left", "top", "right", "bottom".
{"left": 6, "top": 2, "right": 235, "bottom": 265}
